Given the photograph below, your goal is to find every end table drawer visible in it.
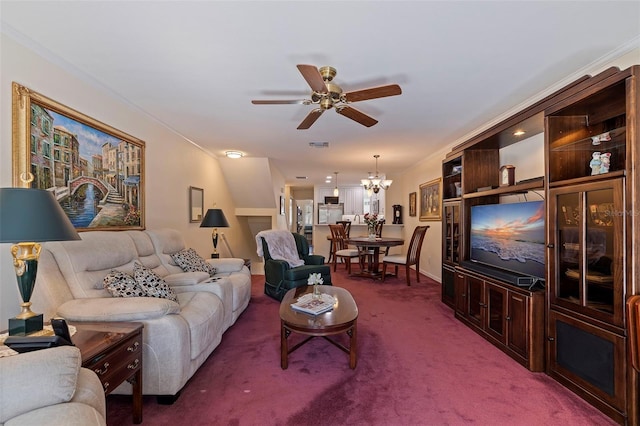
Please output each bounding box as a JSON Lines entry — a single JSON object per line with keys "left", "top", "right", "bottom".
{"left": 83, "top": 334, "right": 142, "bottom": 393}
{"left": 97, "top": 354, "right": 142, "bottom": 394}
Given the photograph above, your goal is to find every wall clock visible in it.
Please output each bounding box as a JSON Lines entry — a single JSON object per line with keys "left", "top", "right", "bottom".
{"left": 500, "top": 165, "right": 515, "bottom": 186}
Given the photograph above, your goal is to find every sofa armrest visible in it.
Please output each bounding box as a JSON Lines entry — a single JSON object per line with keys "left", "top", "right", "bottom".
{"left": 164, "top": 271, "right": 210, "bottom": 286}
{"left": 70, "top": 368, "right": 107, "bottom": 418}
{"left": 57, "top": 297, "right": 180, "bottom": 322}
{"left": 264, "top": 259, "right": 289, "bottom": 289}
{"left": 0, "top": 346, "right": 82, "bottom": 423}
{"left": 206, "top": 258, "right": 245, "bottom": 273}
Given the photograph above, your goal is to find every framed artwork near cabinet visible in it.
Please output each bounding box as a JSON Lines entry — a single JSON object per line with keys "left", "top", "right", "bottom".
{"left": 419, "top": 178, "right": 441, "bottom": 221}
{"left": 409, "top": 192, "right": 417, "bottom": 216}
{"left": 11, "top": 82, "right": 145, "bottom": 230}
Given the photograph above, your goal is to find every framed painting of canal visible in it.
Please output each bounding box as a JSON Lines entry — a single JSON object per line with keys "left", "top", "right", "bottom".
{"left": 419, "top": 178, "right": 441, "bottom": 221}
{"left": 11, "top": 82, "right": 145, "bottom": 231}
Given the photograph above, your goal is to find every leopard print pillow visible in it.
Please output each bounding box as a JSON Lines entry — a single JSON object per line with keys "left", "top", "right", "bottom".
{"left": 103, "top": 269, "right": 146, "bottom": 298}
{"left": 133, "top": 262, "right": 179, "bottom": 303}
{"left": 170, "top": 248, "right": 217, "bottom": 277}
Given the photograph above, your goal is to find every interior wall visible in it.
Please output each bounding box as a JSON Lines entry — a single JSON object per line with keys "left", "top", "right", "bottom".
{"left": 0, "top": 33, "right": 239, "bottom": 324}
{"left": 397, "top": 148, "right": 449, "bottom": 281}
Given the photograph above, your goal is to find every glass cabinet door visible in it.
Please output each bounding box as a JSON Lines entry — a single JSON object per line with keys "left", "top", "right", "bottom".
{"left": 549, "top": 178, "right": 624, "bottom": 326}
{"left": 467, "top": 276, "right": 484, "bottom": 328}
{"left": 443, "top": 202, "right": 460, "bottom": 265}
{"left": 485, "top": 283, "right": 507, "bottom": 344}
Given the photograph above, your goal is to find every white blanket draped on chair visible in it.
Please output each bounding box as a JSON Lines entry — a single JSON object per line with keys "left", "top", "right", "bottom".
{"left": 256, "top": 230, "right": 305, "bottom": 268}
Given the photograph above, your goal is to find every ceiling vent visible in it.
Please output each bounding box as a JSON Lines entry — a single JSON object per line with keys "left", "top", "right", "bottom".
{"left": 309, "top": 142, "right": 329, "bottom": 148}
{"left": 296, "top": 176, "right": 308, "bottom": 180}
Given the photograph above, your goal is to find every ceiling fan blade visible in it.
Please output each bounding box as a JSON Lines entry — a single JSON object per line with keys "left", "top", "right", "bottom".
{"left": 336, "top": 106, "right": 378, "bottom": 127}
{"left": 297, "top": 109, "right": 323, "bottom": 129}
{"left": 297, "top": 64, "right": 327, "bottom": 93}
{"left": 251, "top": 99, "right": 308, "bottom": 105}
{"left": 344, "top": 84, "right": 402, "bottom": 103}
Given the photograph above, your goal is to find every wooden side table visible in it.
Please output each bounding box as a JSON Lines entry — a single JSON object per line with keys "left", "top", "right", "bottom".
{"left": 72, "top": 322, "right": 144, "bottom": 424}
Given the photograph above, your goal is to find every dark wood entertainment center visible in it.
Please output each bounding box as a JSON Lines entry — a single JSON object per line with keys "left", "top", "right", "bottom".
{"left": 441, "top": 66, "right": 639, "bottom": 425}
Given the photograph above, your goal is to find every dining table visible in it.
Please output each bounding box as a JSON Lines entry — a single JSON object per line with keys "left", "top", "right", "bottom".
{"left": 346, "top": 236, "right": 404, "bottom": 280}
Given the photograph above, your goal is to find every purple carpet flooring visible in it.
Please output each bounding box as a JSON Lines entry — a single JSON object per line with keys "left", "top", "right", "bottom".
{"left": 106, "top": 267, "right": 616, "bottom": 425}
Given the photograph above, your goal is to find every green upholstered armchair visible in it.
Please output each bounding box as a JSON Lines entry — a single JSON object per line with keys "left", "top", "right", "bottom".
{"left": 261, "top": 232, "right": 332, "bottom": 301}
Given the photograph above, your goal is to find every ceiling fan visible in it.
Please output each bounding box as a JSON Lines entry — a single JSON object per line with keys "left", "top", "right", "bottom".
{"left": 251, "top": 64, "right": 402, "bottom": 129}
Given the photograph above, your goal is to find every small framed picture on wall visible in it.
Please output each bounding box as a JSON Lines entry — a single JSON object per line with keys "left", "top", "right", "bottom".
{"left": 409, "top": 192, "right": 417, "bottom": 216}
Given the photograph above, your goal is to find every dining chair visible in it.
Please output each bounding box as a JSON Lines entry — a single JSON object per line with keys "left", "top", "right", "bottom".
{"left": 328, "top": 221, "right": 351, "bottom": 264}
{"left": 382, "top": 225, "right": 430, "bottom": 285}
{"left": 336, "top": 220, "right": 352, "bottom": 237}
{"left": 329, "top": 224, "right": 360, "bottom": 274}
{"left": 374, "top": 219, "right": 384, "bottom": 237}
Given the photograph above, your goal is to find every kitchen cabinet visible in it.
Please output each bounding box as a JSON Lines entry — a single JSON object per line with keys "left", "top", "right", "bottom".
{"left": 317, "top": 185, "right": 366, "bottom": 218}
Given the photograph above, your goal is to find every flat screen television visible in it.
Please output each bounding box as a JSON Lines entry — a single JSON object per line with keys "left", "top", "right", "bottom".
{"left": 470, "top": 200, "right": 545, "bottom": 279}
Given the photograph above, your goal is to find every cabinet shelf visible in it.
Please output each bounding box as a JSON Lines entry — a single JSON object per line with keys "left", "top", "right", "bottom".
{"left": 463, "top": 177, "right": 544, "bottom": 199}
{"left": 550, "top": 126, "right": 625, "bottom": 152}
{"left": 548, "top": 170, "right": 625, "bottom": 188}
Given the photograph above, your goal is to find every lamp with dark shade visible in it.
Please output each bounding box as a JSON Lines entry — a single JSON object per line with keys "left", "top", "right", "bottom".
{"left": 0, "top": 188, "right": 81, "bottom": 335}
{"left": 200, "top": 208, "right": 229, "bottom": 258}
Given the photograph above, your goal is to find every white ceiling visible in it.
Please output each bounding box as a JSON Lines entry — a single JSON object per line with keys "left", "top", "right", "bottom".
{"left": 2, "top": 1, "right": 639, "bottom": 188}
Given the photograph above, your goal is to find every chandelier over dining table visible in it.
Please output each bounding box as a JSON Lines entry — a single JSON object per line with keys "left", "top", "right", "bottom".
{"left": 361, "top": 154, "right": 392, "bottom": 195}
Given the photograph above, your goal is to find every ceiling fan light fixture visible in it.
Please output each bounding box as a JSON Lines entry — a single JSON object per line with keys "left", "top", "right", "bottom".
{"left": 251, "top": 64, "right": 401, "bottom": 129}
{"left": 320, "top": 98, "right": 333, "bottom": 110}
{"left": 225, "top": 150, "right": 244, "bottom": 159}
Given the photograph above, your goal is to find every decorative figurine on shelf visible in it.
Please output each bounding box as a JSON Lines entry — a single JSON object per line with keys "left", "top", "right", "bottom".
{"left": 590, "top": 151, "right": 602, "bottom": 175}
{"left": 600, "top": 152, "right": 611, "bottom": 174}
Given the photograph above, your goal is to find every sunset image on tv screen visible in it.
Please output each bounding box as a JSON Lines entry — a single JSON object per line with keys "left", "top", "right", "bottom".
{"left": 470, "top": 201, "right": 545, "bottom": 278}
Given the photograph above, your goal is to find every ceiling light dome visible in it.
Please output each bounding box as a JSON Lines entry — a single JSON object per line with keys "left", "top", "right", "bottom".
{"left": 225, "top": 151, "right": 244, "bottom": 159}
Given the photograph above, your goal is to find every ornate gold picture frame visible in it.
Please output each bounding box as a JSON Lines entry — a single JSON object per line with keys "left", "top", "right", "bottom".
{"left": 419, "top": 178, "right": 442, "bottom": 221}
{"left": 12, "top": 82, "right": 145, "bottom": 230}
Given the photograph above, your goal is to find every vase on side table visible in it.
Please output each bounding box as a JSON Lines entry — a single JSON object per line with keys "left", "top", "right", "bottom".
{"left": 308, "top": 272, "right": 323, "bottom": 300}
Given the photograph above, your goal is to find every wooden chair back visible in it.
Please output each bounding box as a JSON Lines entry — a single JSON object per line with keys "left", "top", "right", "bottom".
{"left": 336, "top": 221, "right": 352, "bottom": 238}
{"left": 329, "top": 224, "right": 349, "bottom": 250}
{"left": 406, "top": 226, "right": 430, "bottom": 266}
{"left": 375, "top": 220, "right": 385, "bottom": 237}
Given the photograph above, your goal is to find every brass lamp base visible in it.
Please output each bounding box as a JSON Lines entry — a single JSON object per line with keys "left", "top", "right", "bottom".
{"left": 9, "top": 314, "right": 44, "bottom": 336}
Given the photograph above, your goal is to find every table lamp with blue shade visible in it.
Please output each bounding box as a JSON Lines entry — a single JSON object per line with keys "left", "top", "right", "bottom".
{"left": 0, "top": 188, "right": 80, "bottom": 335}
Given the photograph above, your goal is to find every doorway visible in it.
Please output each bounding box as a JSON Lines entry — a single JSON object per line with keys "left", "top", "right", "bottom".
{"left": 297, "top": 199, "right": 314, "bottom": 253}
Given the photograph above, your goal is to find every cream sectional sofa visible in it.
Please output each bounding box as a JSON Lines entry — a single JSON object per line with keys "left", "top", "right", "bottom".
{"left": 0, "top": 346, "right": 106, "bottom": 426}
{"left": 31, "top": 228, "right": 251, "bottom": 401}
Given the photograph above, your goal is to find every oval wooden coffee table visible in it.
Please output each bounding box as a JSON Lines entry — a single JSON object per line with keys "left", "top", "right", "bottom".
{"left": 280, "top": 285, "right": 358, "bottom": 369}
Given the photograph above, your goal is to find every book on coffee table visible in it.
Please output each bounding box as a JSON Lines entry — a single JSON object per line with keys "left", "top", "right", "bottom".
{"left": 291, "top": 294, "right": 335, "bottom": 315}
